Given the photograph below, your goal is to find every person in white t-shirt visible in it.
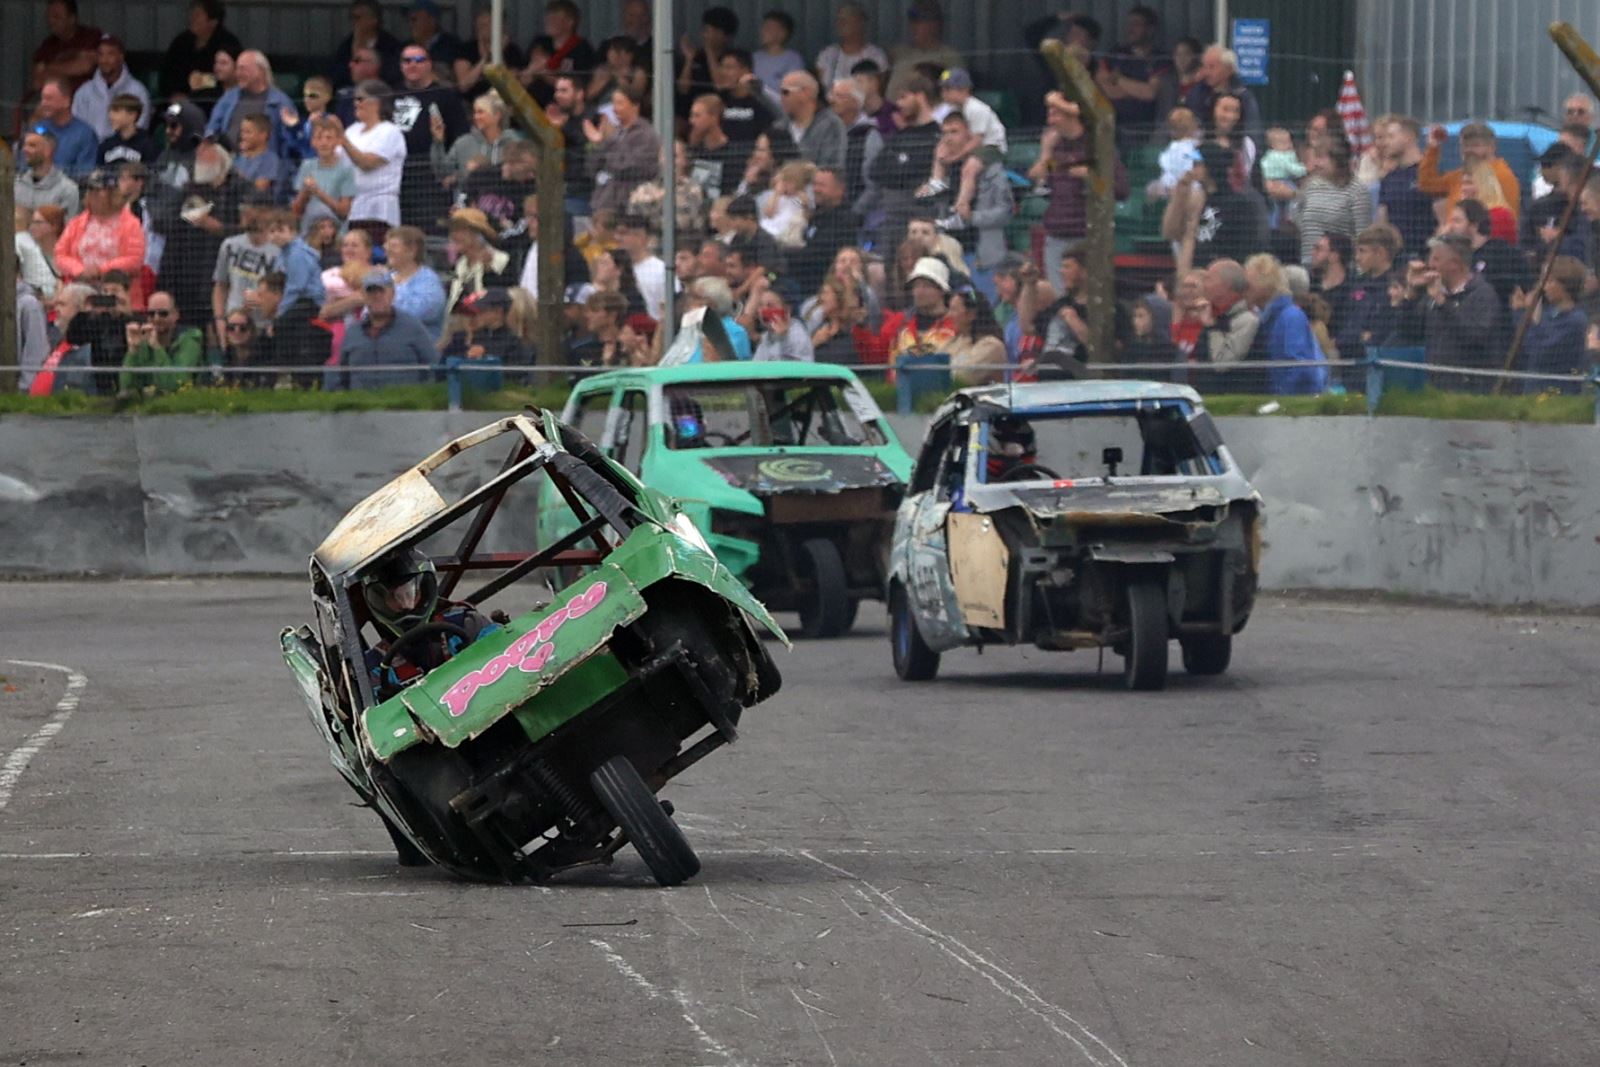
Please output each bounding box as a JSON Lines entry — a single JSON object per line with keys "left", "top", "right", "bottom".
{"left": 814, "top": 3, "right": 889, "bottom": 89}
{"left": 935, "top": 68, "right": 1006, "bottom": 224}
{"left": 339, "top": 79, "right": 407, "bottom": 239}
{"left": 614, "top": 213, "right": 667, "bottom": 321}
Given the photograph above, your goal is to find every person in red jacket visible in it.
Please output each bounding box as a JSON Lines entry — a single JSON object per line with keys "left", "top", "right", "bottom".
{"left": 54, "top": 168, "right": 148, "bottom": 307}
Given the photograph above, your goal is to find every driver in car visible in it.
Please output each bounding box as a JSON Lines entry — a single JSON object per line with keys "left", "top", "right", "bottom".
{"left": 362, "top": 549, "right": 500, "bottom": 698}
{"left": 986, "top": 415, "right": 1039, "bottom": 481}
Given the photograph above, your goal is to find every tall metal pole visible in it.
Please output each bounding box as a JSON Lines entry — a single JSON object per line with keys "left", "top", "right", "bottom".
{"left": 1215, "top": 0, "right": 1230, "bottom": 46}
{"left": 490, "top": 0, "right": 503, "bottom": 66}
{"left": 0, "top": 140, "right": 16, "bottom": 389}
{"left": 653, "top": 0, "right": 676, "bottom": 349}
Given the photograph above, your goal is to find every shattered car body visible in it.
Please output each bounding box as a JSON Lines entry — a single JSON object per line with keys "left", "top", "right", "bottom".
{"left": 888, "top": 382, "right": 1262, "bottom": 689}
{"left": 553, "top": 362, "right": 913, "bottom": 638}
{"left": 281, "top": 412, "right": 785, "bottom": 885}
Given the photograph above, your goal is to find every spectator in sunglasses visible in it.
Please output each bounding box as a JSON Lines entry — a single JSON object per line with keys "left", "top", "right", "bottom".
{"left": 119, "top": 291, "right": 206, "bottom": 394}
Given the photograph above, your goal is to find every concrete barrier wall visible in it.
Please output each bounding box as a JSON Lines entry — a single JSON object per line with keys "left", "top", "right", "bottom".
{"left": 3, "top": 413, "right": 1597, "bottom": 607}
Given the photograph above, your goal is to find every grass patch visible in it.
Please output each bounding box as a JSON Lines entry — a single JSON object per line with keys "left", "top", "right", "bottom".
{"left": 1201, "top": 392, "right": 1370, "bottom": 417}
{"left": 1375, "top": 387, "right": 1594, "bottom": 425}
{"left": 0, "top": 378, "right": 1591, "bottom": 424}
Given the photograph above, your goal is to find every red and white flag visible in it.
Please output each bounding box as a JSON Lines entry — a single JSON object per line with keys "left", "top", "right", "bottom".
{"left": 1338, "top": 69, "right": 1373, "bottom": 153}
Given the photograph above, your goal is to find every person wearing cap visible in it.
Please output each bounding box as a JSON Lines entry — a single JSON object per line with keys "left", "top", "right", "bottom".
{"left": 887, "top": 0, "right": 963, "bottom": 102}
{"left": 444, "top": 287, "right": 533, "bottom": 364}
{"left": 888, "top": 256, "right": 958, "bottom": 364}
{"left": 1398, "top": 232, "right": 1504, "bottom": 386}
{"left": 336, "top": 269, "right": 440, "bottom": 390}
{"left": 212, "top": 191, "right": 282, "bottom": 331}
{"left": 1163, "top": 140, "right": 1267, "bottom": 275}
{"left": 158, "top": 0, "right": 244, "bottom": 103}
{"left": 1524, "top": 144, "right": 1589, "bottom": 260}
{"left": 56, "top": 169, "right": 148, "bottom": 306}
{"left": 444, "top": 207, "right": 515, "bottom": 313}
{"left": 96, "top": 94, "right": 159, "bottom": 169}
{"left": 934, "top": 70, "right": 1006, "bottom": 230}
{"left": 70, "top": 35, "right": 151, "bottom": 140}
{"left": 34, "top": 77, "right": 100, "bottom": 178}
{"left": 15, "top": 130, "right": 81, "bottom": 217}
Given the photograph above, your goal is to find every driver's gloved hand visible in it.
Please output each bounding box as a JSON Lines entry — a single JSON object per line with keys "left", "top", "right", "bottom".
{"left": 490, "top": 609, "right": 511, "bottom": 625}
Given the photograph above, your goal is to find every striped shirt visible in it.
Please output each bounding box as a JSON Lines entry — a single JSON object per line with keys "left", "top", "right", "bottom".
{"left": 1294, "top": 177, "right": 1373, "bottom": 265}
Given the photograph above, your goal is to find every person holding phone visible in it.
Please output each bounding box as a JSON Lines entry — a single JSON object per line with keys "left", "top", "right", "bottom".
{"left": 394, "top": 42, "right": 468, "bottom": 223}
{"left": 119, "top": 290, "right": 205, "bottom": 394}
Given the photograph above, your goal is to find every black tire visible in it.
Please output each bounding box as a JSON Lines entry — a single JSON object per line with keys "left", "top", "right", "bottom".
{"left": 589, "top": 755, "right": 700, "bottom": 887}
{"left": 796, "top": 538, "right": 851, "bottom": 638}
{"left": 1123, "top": 579, "right": 1169, "bottom": 691}
{"left": 840, "top": 597, "right": 859, "bottom": 634}
{"left": 890, "top": 584, "right": 940, "bottom": 681}
{"left": 1181, "top": 633, "right": 1232, "bottom": 676}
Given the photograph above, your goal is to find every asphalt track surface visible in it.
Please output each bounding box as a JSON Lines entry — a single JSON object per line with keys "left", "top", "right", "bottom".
{"left": 3, "top": 581, "right": 1598, "bottom": 1066}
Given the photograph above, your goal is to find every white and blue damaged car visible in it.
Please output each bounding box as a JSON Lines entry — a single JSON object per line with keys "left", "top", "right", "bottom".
{"left": 887, "top": 381, "right": 1263, "bottom": 690}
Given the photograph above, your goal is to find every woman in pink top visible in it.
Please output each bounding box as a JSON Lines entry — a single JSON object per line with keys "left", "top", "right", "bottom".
{"left": 54, "top": 169, "right": 148, "bottom": 306}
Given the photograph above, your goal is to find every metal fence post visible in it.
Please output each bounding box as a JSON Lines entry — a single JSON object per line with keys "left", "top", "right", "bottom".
{"left": 0, "top": 139, "right": 16, "bottom": 390}
{"left": 446, "top": 362, "right": 463, "bottom": 412}
{"left": 1364, "top": 349, "right": 1384, "bottom": 416}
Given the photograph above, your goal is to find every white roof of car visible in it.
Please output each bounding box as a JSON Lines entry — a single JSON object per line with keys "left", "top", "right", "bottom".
{"left": 956, "top": 380, "right": 1204, "bottom": 412}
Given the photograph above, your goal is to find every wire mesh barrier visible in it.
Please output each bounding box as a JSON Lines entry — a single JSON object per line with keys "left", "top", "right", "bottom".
{"left": 9, "top": 7, "right": 1600, "bottom": 419}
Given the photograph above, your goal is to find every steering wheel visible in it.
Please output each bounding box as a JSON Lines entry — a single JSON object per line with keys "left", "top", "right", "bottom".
{"left": 996, "top": 463, "right": 1061, "bottom": 483}
{"left": 380, "top": 621, "right": 473, "bottom": 668}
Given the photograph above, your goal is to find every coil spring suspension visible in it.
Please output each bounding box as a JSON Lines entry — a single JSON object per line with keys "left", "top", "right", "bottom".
{"left": 531, "top": 760, "right": 592, "bottom": 827}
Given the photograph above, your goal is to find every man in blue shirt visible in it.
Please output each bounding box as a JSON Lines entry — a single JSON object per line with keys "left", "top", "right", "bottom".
{"left": 36, "top": 77, "right": 99, "bottom": 177}
{"left": 338, "top": 270, "right": 440, "bottom": 390}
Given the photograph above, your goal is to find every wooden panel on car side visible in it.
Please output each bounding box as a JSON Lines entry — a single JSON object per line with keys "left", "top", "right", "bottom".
{"left": 946, "top": 512, "right": 1009, "bottom": 630}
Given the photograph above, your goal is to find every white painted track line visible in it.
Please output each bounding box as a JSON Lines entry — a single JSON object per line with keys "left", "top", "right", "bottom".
{"left": 2, "top": 660, "right": 89, "bottom": 813}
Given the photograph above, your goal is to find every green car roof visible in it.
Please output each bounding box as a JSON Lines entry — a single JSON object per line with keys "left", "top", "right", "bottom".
{"left": 574, "top": 361, "right": 873, "bottom": 391}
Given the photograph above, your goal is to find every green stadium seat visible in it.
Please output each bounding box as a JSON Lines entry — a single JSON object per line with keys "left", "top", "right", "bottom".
{"left": 1005, "top": 140, "right": 1040, "bottom": 173}
{"left": 976, "top": 89, "right": 1022, "bottom": 130}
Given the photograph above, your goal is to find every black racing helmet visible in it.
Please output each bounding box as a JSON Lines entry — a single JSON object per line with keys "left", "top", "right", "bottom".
{"left": 362, "top": 548, "right": 439, "bottom": 634}
{"left": 989, "top": 414, "right": 1036, "bottom": 458}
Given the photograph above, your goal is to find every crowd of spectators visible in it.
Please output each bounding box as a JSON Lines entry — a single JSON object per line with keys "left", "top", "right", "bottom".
{"left": 11, "top": 0, "right": 1600, "bottom": 398}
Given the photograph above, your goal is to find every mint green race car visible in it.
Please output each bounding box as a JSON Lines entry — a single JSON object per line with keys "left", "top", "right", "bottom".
{"left": 548, "top": 363, "right": 914, "bottom": 638}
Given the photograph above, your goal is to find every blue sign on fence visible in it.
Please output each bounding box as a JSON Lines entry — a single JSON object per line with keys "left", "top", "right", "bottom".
{"left": 1232, "top": 18, "right": 1270, "bottom": 86}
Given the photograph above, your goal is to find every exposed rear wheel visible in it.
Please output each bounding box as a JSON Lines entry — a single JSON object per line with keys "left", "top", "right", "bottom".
{"left": 796, "top": 538, "right": 851, "bottom": 638}
{"left": 890, "top": 584, "right": 940, "bottom": 681}
{"left": 1123, "top": 580, "right": 1169, "bottom": 691}
{"left": 589, "top": 756, "right": 700, "bottom": 887}
{"left": 1181, "top": 633, "right": 1232, "bottom": 675}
